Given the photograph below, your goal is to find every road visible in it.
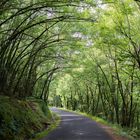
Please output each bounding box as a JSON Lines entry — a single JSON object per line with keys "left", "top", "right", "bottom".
{"left": 41, "top": 107, "right": 113, "bottom": 140}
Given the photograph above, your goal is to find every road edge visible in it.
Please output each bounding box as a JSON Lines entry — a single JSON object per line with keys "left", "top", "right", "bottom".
{"left": 31, "top": 112, "right": 61, "bottom": 140}
{"left": 58, "top": 107, "right": 134, "bottom": 140}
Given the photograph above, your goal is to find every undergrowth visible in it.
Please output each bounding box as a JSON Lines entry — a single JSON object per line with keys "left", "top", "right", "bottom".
{"left": 0, "top": 95, "right": 52, "bottom": 140}
{"left": 31, "top": 112, "right": 61, "bottom": 140}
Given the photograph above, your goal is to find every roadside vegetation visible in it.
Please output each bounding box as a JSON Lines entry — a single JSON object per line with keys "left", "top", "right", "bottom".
{"left": 83, "top": 113, "right": 136, "bottom": 140}
{"left": 0, "top": 96, "right": 52, "bottom": 140}
{"left": 32, "top": 112, "right": 61, "bottom": 140}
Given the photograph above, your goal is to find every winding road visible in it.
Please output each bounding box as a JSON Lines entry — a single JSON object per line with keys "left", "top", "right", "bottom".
{"left": 41, "top": 107, "right": 114, "bottom": 140}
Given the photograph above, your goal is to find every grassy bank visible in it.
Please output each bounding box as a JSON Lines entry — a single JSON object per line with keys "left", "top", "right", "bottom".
{"left": 0, "top": 96, "right": 53, "bottom": 140}
{"left": 32, "top": 112, "right": 61, "bottom": 140}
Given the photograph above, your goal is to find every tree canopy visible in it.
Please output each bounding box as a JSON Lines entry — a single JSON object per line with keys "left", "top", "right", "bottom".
{"left": 0, "top": 0, "right": 140, "bottom": 138}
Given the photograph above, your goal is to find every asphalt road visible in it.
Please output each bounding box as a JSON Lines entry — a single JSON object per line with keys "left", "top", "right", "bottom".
{"left": 41, "top": 107, "right": 113, "bottom": 140}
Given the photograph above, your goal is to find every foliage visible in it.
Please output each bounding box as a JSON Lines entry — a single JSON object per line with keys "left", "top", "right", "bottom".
{"left": 0, "top": 0, "right": 94, "bottom": 100}
{"left": 0, "top": 0, "right": 140, "bottom": 139}
{"left": 48, "top": 0, "right": 140, "bottom": 138}
{"left": 32, "top": 112, "right": 61, "bottom": 140}
{"left": 0, "top": 96, "right": 52, "bottom": 140}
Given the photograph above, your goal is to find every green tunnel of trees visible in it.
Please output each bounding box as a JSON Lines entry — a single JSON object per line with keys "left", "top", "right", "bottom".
{"left": 0, "top": 0, "right": 140, "bottom": 136}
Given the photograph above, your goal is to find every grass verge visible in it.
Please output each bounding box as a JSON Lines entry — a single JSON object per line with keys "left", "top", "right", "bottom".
{"left": 82, "top": 113, "right": 135, "bottom": 140}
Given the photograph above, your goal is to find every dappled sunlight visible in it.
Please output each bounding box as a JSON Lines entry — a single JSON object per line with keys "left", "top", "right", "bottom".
{"left": 62, "top": 117, "right": 84, "bottom": 122}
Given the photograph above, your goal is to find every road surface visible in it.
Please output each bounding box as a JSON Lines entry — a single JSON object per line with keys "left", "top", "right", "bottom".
{"left": 41, "top": 107, "right": 113, "bottom": 140}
